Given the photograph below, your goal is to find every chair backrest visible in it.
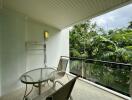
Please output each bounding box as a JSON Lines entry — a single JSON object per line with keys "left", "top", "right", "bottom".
{"left": 46, "top": 77, "right": 78, "bottom": 100}
{"left": 57, "top": 57, "right": 69, "bottom": 72}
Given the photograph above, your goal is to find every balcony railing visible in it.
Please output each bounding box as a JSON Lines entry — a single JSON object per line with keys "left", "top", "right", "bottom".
{"left": 64, "top": 56, "right": 132, "bottom": 96}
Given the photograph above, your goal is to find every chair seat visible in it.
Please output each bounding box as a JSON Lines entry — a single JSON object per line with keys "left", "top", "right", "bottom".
{"left": 51, "top": 71, "right": 65, "bottom": 80}
{"left": 55, "top": 71, "right": 65, "bottom": 78}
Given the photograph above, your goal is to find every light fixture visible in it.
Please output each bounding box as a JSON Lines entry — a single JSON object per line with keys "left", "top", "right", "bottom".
{"left": 44, "top": 31, "right": 49, "bottom": 40}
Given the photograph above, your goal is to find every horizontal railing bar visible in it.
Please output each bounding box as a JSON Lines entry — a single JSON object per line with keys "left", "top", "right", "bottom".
{"left": 61, "top": 56, "right": 132, "bottom": 67}
{"left": 85, "top": 59, "right": 132, "bottom": 67}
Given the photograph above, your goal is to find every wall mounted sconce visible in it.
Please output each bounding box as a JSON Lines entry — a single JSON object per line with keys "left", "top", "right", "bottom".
{"left": 44, "top": 31, "right": 49, "bottom": 40}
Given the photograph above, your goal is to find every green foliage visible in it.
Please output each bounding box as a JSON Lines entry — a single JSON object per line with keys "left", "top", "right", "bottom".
{"left": 128, "top": 21, "right": 132, "bottom": 29}
{"left": 70, "top": 21, "right": 132, "bottom": 63}
{"left": 70, "top": 21, "right": 98, "bottom": 57}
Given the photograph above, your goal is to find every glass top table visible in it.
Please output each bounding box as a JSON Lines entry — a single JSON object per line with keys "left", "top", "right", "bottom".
{"left": 20, "top": 67, "right": 56, "bottom": 98}
{"left": 20, "top": 67, "right": 56, "bottom": 84}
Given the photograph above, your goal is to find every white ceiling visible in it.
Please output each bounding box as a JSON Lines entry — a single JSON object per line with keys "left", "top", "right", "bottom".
{"left": 3, "top": 0, "right": 132, "bottom": 30}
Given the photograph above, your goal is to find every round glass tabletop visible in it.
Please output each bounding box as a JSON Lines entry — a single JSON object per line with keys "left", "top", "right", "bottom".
{"left": 20, "top": 67, "right": 56, "bottom": 84}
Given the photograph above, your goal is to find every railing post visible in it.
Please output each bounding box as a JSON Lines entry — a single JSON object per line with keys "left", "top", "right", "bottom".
{"left": 130, "top": 68, "right": 132, "bottom": 98}
{"left": 81, "top": 60, "right": 84, "bottom": 78}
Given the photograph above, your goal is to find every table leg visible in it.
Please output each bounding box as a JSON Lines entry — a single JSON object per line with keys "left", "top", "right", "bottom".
{"left": 23, "top": 84, "right": 33, "bottom": 100}
{"left": 38, "top": 82, "right": 42, "bottom": 95}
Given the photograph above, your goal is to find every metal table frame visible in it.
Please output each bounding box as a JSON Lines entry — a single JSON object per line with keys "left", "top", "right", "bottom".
{"left": 20, "top": 67, "right": 56, "bottom": 100}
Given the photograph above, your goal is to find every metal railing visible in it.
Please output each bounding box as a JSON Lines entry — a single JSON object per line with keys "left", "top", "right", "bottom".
{"left": 63, "top": 56, "right": 132, "bottom": 96}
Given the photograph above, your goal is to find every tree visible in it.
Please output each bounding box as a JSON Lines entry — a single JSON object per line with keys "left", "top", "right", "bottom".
{"left": 128, "top": 21, "right": 132, "bottom": 29}
{"left": 69, "top": 21, "right": 98, "bottom": 57}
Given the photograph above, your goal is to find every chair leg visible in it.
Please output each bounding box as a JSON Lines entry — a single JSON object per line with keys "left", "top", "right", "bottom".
{"left": 69, "top": 96, "right": 73, "bottom": 100}
{"left": 66, "top": 74, "right": 70, "bottom": 80}
{"left": 48, "top": 79, "right": 55, "bottom": 89}
{"left": 47, "top": 80, "right": 50, "bottom": 86}
{"left": 23, "top": 84, "right": 33, "bottom": 100}
{"left": 54, "top": 81, "right": 64, "bottom": 86}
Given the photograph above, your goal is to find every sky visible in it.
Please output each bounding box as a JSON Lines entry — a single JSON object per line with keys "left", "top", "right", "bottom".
{"left": 91, "top": 4, "right": 132, "bottom": 31}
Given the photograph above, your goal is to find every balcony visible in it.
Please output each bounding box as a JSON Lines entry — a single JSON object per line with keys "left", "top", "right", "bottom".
{"left": 0, "top": 0, "right": 132, "bottom": 100}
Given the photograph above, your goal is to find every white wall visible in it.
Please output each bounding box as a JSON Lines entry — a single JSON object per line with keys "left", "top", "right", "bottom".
{"left": 26, "top": 20, "right": 69, "bottom": 70}
{"left": 26, "top": 18, "right": 60, "bottom": 70}
{"left": 59, "top": 28, "right": 70, "bottom": 72}
{"left": 1, "top": 9, "right": 26, "bottom": 95}
{"left": 0, "top": 8, "right": 69, "bottom": 96}
{"left": 59, "top": 28, "right": 69, "bottom": 56}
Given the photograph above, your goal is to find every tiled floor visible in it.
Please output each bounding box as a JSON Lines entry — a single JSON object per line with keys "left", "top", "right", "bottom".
{"left": 0, "top": 75, "right": 128, "bottom": 100}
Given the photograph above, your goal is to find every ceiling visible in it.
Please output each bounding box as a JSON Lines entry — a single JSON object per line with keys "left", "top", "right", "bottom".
{"left": 2, "top": 0, "right": 132, "bottom": 30}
